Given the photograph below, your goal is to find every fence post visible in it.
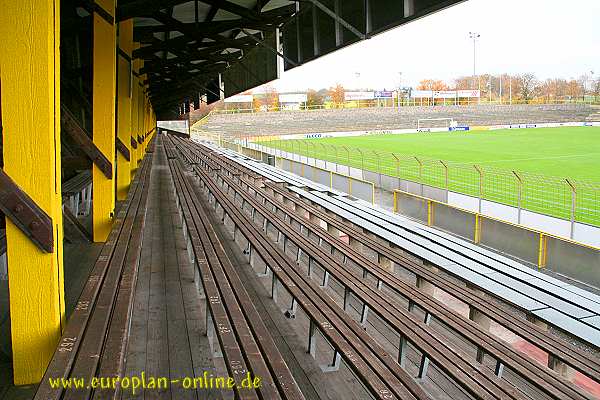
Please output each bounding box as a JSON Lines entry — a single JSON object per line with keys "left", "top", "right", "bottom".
{"left": 303, "top": 140, "right": 310, "bottom": 164}
{"left": 513, "top": 171, "right": 523, "bottom": 224}
{"left": 414, "top": 156, "right": 424, "bottom": 196}
{"left": 392, "top": 154, "right": 401, "bottom": 190}
{"left": 373, "top": 150, "right": 382, "bottom": 187}
{"left": 356, "top": 148, "right": 365, "bottom": 178}
{"left": 308, "top": 141, "right": 317, "bottom": 166}
{"left": 320, "top": 143, "right": 328, "bottom": 170}
{"left": 342, "top": 146, "right": 350, "bottom": 175}
{"left": 565, "top": 179, "right": 576, "bottom": 239}
{"left": 331, "top": 145, "right": 339, "bottom": 173}
{"left": 474, "top": 165, "right": 484, "bottom": 214}
{"left": 440, "top": 160, "right": 449, "bottom": 199}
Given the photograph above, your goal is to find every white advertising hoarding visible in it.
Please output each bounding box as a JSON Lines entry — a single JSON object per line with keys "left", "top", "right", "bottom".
{"left": 345, "top": 91, "right": 375, "bottom": 101}
{"left": 411, "top": 89, "right": 481, "bottom": 98}
{"left": 457, "top": 90, "right": 481, "bottom": 98}
{"left": 410, "top": 90, "right": 433, "bottom": 98}
{"left": 279, "top": 93, "right": 307, "bottom": 103}
{"left": 224, "top": 94, "right": 254, "bottom": 103}
{"left": 433, "top": 90, "right": 457, "bottom": 99}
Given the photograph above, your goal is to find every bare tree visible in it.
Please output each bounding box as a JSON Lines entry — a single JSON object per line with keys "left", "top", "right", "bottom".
{"left": 454, "top": 76, "right": 474, "bottom": 90}
{"left": 566, "top": 79, "right": 582, "bottom": 100}
{"left": 417, "top": 79, "right": 449, "bottom": 91}
{"left": 516, "top": 73, "right": 539, "bottom": 102}
{"left": 306, "top": 89, "right": 324, "bottom": 108}
{"left": 329, "top": 84, "right": 345, "bottom": 108}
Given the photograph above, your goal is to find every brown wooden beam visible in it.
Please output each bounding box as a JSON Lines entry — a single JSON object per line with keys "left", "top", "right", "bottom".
{"left": 61, "top": 105, "right": 113, "bottom": 179}
{"left": 0, "top": 169, "right": 54, "bottom": 253}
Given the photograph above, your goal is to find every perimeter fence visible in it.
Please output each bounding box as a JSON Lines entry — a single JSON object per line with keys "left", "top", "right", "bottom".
{"left": 257, "top": 139, "right": 600, "bottom": 228}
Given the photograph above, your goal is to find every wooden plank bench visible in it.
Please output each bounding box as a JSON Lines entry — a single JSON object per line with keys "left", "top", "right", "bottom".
{"left": 166, "top": 136, "right": 435, "bottom": 400}
{"left": 165, "top": 144, "right": 305, "bottom": 400}
{"left": 181, "top": 147, "right": 529, "bottom": 400}
{"left": 194, "top": 140, "right": 600, "bottom": 381}
{"left": 263, "top": 182, "right": 600, "bottom": 382}
{"left": 62, "top": 170, "right": 92, "bottom": 217}
{"left": 305, "top": 190, "right": 600, "bottom": 348}
{"left": 34, "top": 152, "right": 153, "bottom": 400}
{"left": 184, "top": 139, "right": 600, "bottom": 399}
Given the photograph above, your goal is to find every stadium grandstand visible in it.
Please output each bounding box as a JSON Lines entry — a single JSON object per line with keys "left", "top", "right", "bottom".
{"left": 201, "top": 103, "right": 600, "bottom": 137}
{"left": 1, "top": 0, "right": 599, "bottom": 399}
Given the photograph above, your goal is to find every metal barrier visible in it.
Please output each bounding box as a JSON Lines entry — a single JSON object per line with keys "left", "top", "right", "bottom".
{"left": 219, "top": 141, "right": 375, "bottom": 204}
{"left": 278, "top": 158, "right": 375, "bottom": 204}
{"left": 393, "top": 189, "right": 600, "bottom": 289}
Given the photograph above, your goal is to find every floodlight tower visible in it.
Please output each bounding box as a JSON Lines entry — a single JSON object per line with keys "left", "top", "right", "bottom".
{"left": 469, "top": 31, "right": 481, "bottom": 104}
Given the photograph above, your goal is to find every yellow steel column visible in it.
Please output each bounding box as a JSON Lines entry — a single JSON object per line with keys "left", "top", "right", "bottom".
{"left": 137, "top": 60, "right": 145, "bottom": 163}
{"left": 116, "top": 20, "right": 133, "bottom": 200}
{"left": 0, "top": 0, "right": 65, "bottom": 384}
{"left": 92, "top": 0, "right": 116, "bottom": 241}
{"left": 130, "top": 45, "right": 139, "bottom": 173}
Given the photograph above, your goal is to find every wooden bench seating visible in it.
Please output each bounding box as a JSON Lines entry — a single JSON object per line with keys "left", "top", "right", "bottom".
{"left": 35, "top": 152, "right": 154, "bottom": 400}
{"left": 175, "top": 135, "right": 599, "bottom": 400}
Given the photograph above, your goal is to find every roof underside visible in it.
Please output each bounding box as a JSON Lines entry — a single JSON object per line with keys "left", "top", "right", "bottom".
{"left": 117, "top": 0, "right": 463, "bottom": 118}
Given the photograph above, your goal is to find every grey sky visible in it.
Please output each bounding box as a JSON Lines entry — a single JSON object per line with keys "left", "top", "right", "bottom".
{"left": 264, "top": 0, "right": 600, "bottom": 92}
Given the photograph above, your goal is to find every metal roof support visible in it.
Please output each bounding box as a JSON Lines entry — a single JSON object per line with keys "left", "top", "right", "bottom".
{"left": 302, "top": 0, "right": 366, "bottom": 40}
{"left": 240, "top": 29, "right": 298, "bottom": 67}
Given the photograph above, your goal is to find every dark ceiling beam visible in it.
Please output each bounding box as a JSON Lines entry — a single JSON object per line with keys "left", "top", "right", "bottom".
{"left": 197, "top": 0, "right": 261, "bottom": 20}
{"left": 133, "top": 19, "right": 277, "bottom": 41}
{"left": 135, "top": 37, "right": 251, "bottom": 67}
{"left": 118, "top": 0, "right": 261, "bottom": 21}
{"left": 139, "top": 47, "right": 242, "bottom": 73}
{"left": 117, "top": 0, "right": 188, "bottom": 21}
{"left": 151, "top": 10, "right": 264, "bottom": 47}
{"left": 148, "top": 66, "right": 226, "bottom": 95}
{"left": 144, "top": 60, "right": 229, "bottom": 83}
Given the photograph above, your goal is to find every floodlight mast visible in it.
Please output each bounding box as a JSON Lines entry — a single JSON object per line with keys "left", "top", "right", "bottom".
{"left": 469, "top": 32, "right": 481, "bottom": 104}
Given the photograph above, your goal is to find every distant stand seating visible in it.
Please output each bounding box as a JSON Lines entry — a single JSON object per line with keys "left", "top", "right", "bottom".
{"left": 203, "top": 104, "right": 597, "bottom": 137}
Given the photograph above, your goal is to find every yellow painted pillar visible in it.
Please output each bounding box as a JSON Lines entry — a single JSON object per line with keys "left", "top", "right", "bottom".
{"left": 92, "top": 0, "right": 116, "bottom": 241}
{"left": 130, "top": 46, "right": 139, "bottom": 174}
{"left": 0, "top": 0, "right": 65, "bottom": 384}
{"left": 137, "top": 59, "right": 145, "bottom": 163}
{"left": 142, "top": 94, "right": 147, "bottom": 152}
{"left": 116, "top": 20, "right": 133, "bottom": 200}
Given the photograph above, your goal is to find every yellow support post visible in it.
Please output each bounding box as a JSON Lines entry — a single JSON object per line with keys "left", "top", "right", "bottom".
{"left": 474, "top": 214, "right": 482, "bottom": 244}
{"left": 537, "top": 234, "right": 548, "bottom": 268}
{"left": 116, "top": 20, "right": 133, "bottom": 200}
{"left": 0, "top": 0, "right": 65, "bottom": 384}
{"left": 137, "top": 59, "right": 145, "bottom": 164}
{"left": 427, "top": 200, "right": 434, "bottom": 226}
{"left": 92, "top": 0, "right": 116, "bottom": 241}
{"left": 131, "top": 43, "right": 140, "bottom": 170}
{"left": 393, "top": 191, "right": 398, "bottom": 213}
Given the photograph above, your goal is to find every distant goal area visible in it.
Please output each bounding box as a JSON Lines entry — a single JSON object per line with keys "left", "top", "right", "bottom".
{"left": 417, "top": 118, "right": 458, "bottom": 132}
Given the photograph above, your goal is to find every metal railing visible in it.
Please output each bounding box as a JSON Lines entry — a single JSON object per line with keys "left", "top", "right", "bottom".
{"left": 258, "top": 139, "right": 600, "bottom": 229}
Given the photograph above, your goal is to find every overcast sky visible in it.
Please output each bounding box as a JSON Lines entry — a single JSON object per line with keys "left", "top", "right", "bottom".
{"left": 261, "top": 0, "right": 600, "bottom": 92}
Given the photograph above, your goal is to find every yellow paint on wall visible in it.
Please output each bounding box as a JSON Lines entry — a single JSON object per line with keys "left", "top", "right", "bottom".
{"left": 92, "top": 1, "right": 117, "bottom": 241}
{"left": 116, "top": 20, "right": 133, "bottom": 200}
{"left": 0, "top": 0, "right": 65, "bottom": 384}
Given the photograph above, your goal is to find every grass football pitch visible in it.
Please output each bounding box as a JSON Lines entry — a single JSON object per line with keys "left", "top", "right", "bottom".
{"left": 262, "top": 126, "right": 600, "bottom": 226}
